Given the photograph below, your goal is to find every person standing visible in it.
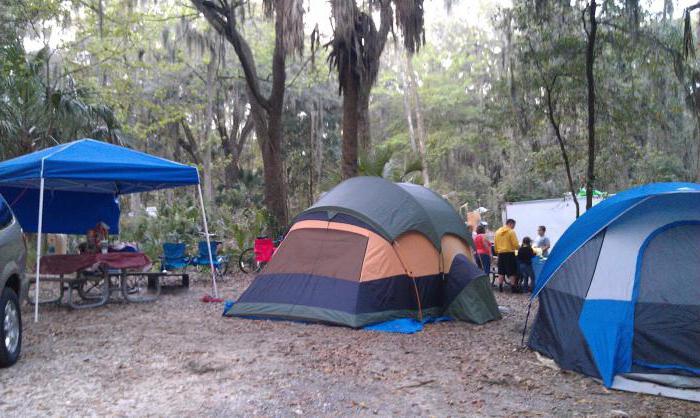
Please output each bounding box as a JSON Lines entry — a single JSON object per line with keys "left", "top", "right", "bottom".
{"left": 517, "top": 237, "right": 536, "bottom": 292}
{"left": 495, "top": 219, "right": 520, "bottom": 293}
{"left": 534, "top": 225, "right": 551, "bottom": 257}
{"left": 473, "top": 224, "right": 492, "bottom": 277}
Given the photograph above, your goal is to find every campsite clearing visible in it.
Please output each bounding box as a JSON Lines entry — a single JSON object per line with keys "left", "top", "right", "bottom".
{"left": 1, "top": 274, "right": 698, "bottom": 417}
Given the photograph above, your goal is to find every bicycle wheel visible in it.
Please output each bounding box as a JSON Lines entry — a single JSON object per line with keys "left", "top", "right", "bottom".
{"left": 215, "top": 256, "right": 229, "bottom": 276}
{"left": 238, "top": 248, "right": 260, "bottom": 274}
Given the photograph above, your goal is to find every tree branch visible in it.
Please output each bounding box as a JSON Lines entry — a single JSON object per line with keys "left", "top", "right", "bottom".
{"left": 190, "top": 0, "right": 272, "bottom": 112}
{"left": 238, "top": 115, "right": 254, "bottom": 153}
{"left": 178, "top": 120, "right": 202, "bottom": 165}
{"left": 286, "top": 54, "right": 314, "bottom": 89}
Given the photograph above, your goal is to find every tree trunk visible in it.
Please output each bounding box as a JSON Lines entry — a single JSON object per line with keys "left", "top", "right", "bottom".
{"left": 545, "top": 83, "right": 580, "bottom": 218}
{"left": 402, "top": 66, "right": 418, "bottom": 153}
{"left": 190, "top": 0, "right": 293, "bottom": 229}
{"left": 98, "top": 0, "right": 107, "bottom": 87}
{"left": 216, "top": 92, "right": 252, "bottom": 188}
{"left": 255, "top": 33, "right": 289, "bottom": 229}
{"left": 315, "top": 99, "right": 324, "bottom": 188}
{"left": 341, "top": 63, "right": 360, "bottom": 179}
{"left": 404, "top": 52, "right": 430, "bottom": 187}
{"left": 202, "top": 49, "right": 216, "bottom": 203}
{"left": 585, "top": 0, "right": 598, "bottom": 210}
{"left": 357, "top": 86, "right": 371, "bottom": 154}
{"left": 308, "top": 109, "right": 315, "bottom": 206}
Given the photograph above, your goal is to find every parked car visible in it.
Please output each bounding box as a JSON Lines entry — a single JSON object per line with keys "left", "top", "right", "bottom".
{"left": 0, "top": 194, "right": 27, "bottom": 367}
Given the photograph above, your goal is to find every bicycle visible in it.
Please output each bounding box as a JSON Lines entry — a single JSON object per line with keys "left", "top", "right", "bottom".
{"left": 238, "top": 236, "right": 280, "bottom": 274}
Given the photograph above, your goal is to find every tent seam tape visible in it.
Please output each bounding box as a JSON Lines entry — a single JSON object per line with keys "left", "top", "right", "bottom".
{"left": 582, "top": 229, "right": 607, "bottom": 300}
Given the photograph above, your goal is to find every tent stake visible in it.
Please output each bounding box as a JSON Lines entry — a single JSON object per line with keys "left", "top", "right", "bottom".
{"left": 34, "top": 177, "right": 45, "bottom": 322}
{"left": 197, "top": 182, "right": 218, "bottom": 298}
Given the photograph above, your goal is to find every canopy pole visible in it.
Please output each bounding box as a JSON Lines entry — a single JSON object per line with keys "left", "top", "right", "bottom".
{"left": 197, "top": 183, "right": 218, "bottom": 298}
{"left": 34, "top": 178, "right": 45, "bottom": 322}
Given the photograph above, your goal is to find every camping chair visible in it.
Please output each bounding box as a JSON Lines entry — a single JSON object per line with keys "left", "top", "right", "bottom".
{"left": 160, "top": 243, "right": 190, "bottom": 272}
{"left": 191, "top": 241, "right": 229, "bottom": 275}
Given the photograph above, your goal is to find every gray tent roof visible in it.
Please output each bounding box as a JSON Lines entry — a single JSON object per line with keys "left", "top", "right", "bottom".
{"left": 300, "top": 177, "right": 471, "bottom": 249}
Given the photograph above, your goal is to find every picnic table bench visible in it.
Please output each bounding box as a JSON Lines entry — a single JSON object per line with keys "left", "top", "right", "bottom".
{"left": 30, "top": 253, "right": 188, "bottom": 309}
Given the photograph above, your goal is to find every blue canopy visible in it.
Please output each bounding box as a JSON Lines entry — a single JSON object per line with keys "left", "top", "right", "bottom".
{"left": 533, "top": 182, "right": 700, "bottom": 296}
{"left": 0, "top": 139, "right": 199, "bottom": 234}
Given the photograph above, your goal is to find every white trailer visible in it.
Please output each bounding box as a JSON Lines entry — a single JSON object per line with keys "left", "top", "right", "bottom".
{"left": 501, "top": 196, "right": 603, "bottom": 247}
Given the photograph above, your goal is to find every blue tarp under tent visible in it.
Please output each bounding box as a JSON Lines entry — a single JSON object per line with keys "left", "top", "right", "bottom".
{"left": 529, "top": 182, "right": 700, "bottom": 402}
{"left": 0, "top": 139, "right": 218, "bottom": 320}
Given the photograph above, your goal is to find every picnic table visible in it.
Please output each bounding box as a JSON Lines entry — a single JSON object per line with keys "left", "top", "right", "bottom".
{"left": 33, "top": 252, "right": 163, "bottom": 309}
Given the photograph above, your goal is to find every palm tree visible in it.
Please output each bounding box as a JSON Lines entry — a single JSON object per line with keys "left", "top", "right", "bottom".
{"left": 327, "top": 0, "right": 426, "bottom": 179}
{"left": 358, "top": 146, "right": 424, "bottom": 183}
{"left": 0, "top": 42, "right": 122, "bottom": 159}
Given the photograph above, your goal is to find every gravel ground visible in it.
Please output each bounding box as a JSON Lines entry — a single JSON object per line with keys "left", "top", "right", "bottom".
{"left": 1, "top": 272, "right": 698, "bottom": 417}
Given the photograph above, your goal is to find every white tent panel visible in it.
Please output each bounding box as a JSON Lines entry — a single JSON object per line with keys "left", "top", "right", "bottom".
{"left": 502, "top": 196, "right": 602, "bottom": 247}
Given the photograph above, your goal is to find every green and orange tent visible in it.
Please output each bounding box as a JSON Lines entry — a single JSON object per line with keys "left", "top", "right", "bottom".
{"left": 226, "top": 177, "right": 501, "bottom": 328}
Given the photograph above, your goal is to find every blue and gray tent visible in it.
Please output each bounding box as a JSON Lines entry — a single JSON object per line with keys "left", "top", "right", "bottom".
{"left": 529, "top": 182, "right": 700, "bottom": 402}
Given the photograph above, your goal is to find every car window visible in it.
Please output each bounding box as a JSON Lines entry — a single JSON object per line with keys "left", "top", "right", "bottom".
{"left": 0, "top": 196, "right": 14, "bottom": 230}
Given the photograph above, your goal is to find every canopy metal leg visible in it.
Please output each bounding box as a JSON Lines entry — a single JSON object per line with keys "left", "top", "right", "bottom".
{"left": 34, "top": 178, "right": 45, "bottom": 322}
{"left": 197, "top": 183, "right": 218, "bottom": 298}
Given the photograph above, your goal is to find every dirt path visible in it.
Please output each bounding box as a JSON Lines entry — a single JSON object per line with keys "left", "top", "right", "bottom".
{"left": 1, "top": 273, "right": 698, "bottom": 417}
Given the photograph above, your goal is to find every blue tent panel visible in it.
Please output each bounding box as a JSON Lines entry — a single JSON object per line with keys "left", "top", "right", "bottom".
{"left": 0, "top": 186, "right": 120, "bottom": 234}
{"left": 579, "top": 299, "right": 634, "bottom": 387}
{"left": 533, "top": 182, "right": 700, "bottom": 296}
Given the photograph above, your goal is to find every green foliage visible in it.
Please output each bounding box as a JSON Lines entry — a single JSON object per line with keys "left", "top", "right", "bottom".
{"left": 0, "top": 41, "right": 122, "bottom": 159}
{"left": 358, "top": 144, "right": 423, "bottom": 183}
{"left": 5, "top": 0, "right": 699, "bottom": 239}
{"left": 119, "top": 191, "right": 276, "bottom": 261}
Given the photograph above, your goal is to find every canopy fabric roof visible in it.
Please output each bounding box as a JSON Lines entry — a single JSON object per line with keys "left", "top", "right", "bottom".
{"left": 0, "top": 187, "right": 120, "bottom": 234}
{"left": 300, "top": 176, "right": 470, "bottom": 249}
{"left": 533, "top": 182, "right": 700, "bottom": 296}
{"left": 0, "top": 139, "right": 200, "bottom": 234}
{"left": 0, "top": 139, "right": 199, "bottom": 194}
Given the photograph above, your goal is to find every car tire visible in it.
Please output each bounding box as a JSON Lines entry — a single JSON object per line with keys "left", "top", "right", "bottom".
{"left": 0, "top": 287, "right": 22, "bottom": 368}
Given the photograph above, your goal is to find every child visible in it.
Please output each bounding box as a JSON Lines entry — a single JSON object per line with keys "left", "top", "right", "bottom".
{"left": 517, "top": 236, "right": 536, "bottom": 292}
{"left": 473, "top": 224, "right": 492, "bottom": 278}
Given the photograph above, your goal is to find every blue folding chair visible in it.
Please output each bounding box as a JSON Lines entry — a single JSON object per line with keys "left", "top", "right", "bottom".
{"left": 191, "top": 241, "right": 229, "bottom": 275}
{"left": 160, "top": 243, "right": 190, "bottom": 272}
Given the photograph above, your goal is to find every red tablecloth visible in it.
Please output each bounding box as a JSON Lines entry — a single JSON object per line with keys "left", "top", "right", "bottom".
{"left": 40, "top": 253, "right": 152, "bottom": 275}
